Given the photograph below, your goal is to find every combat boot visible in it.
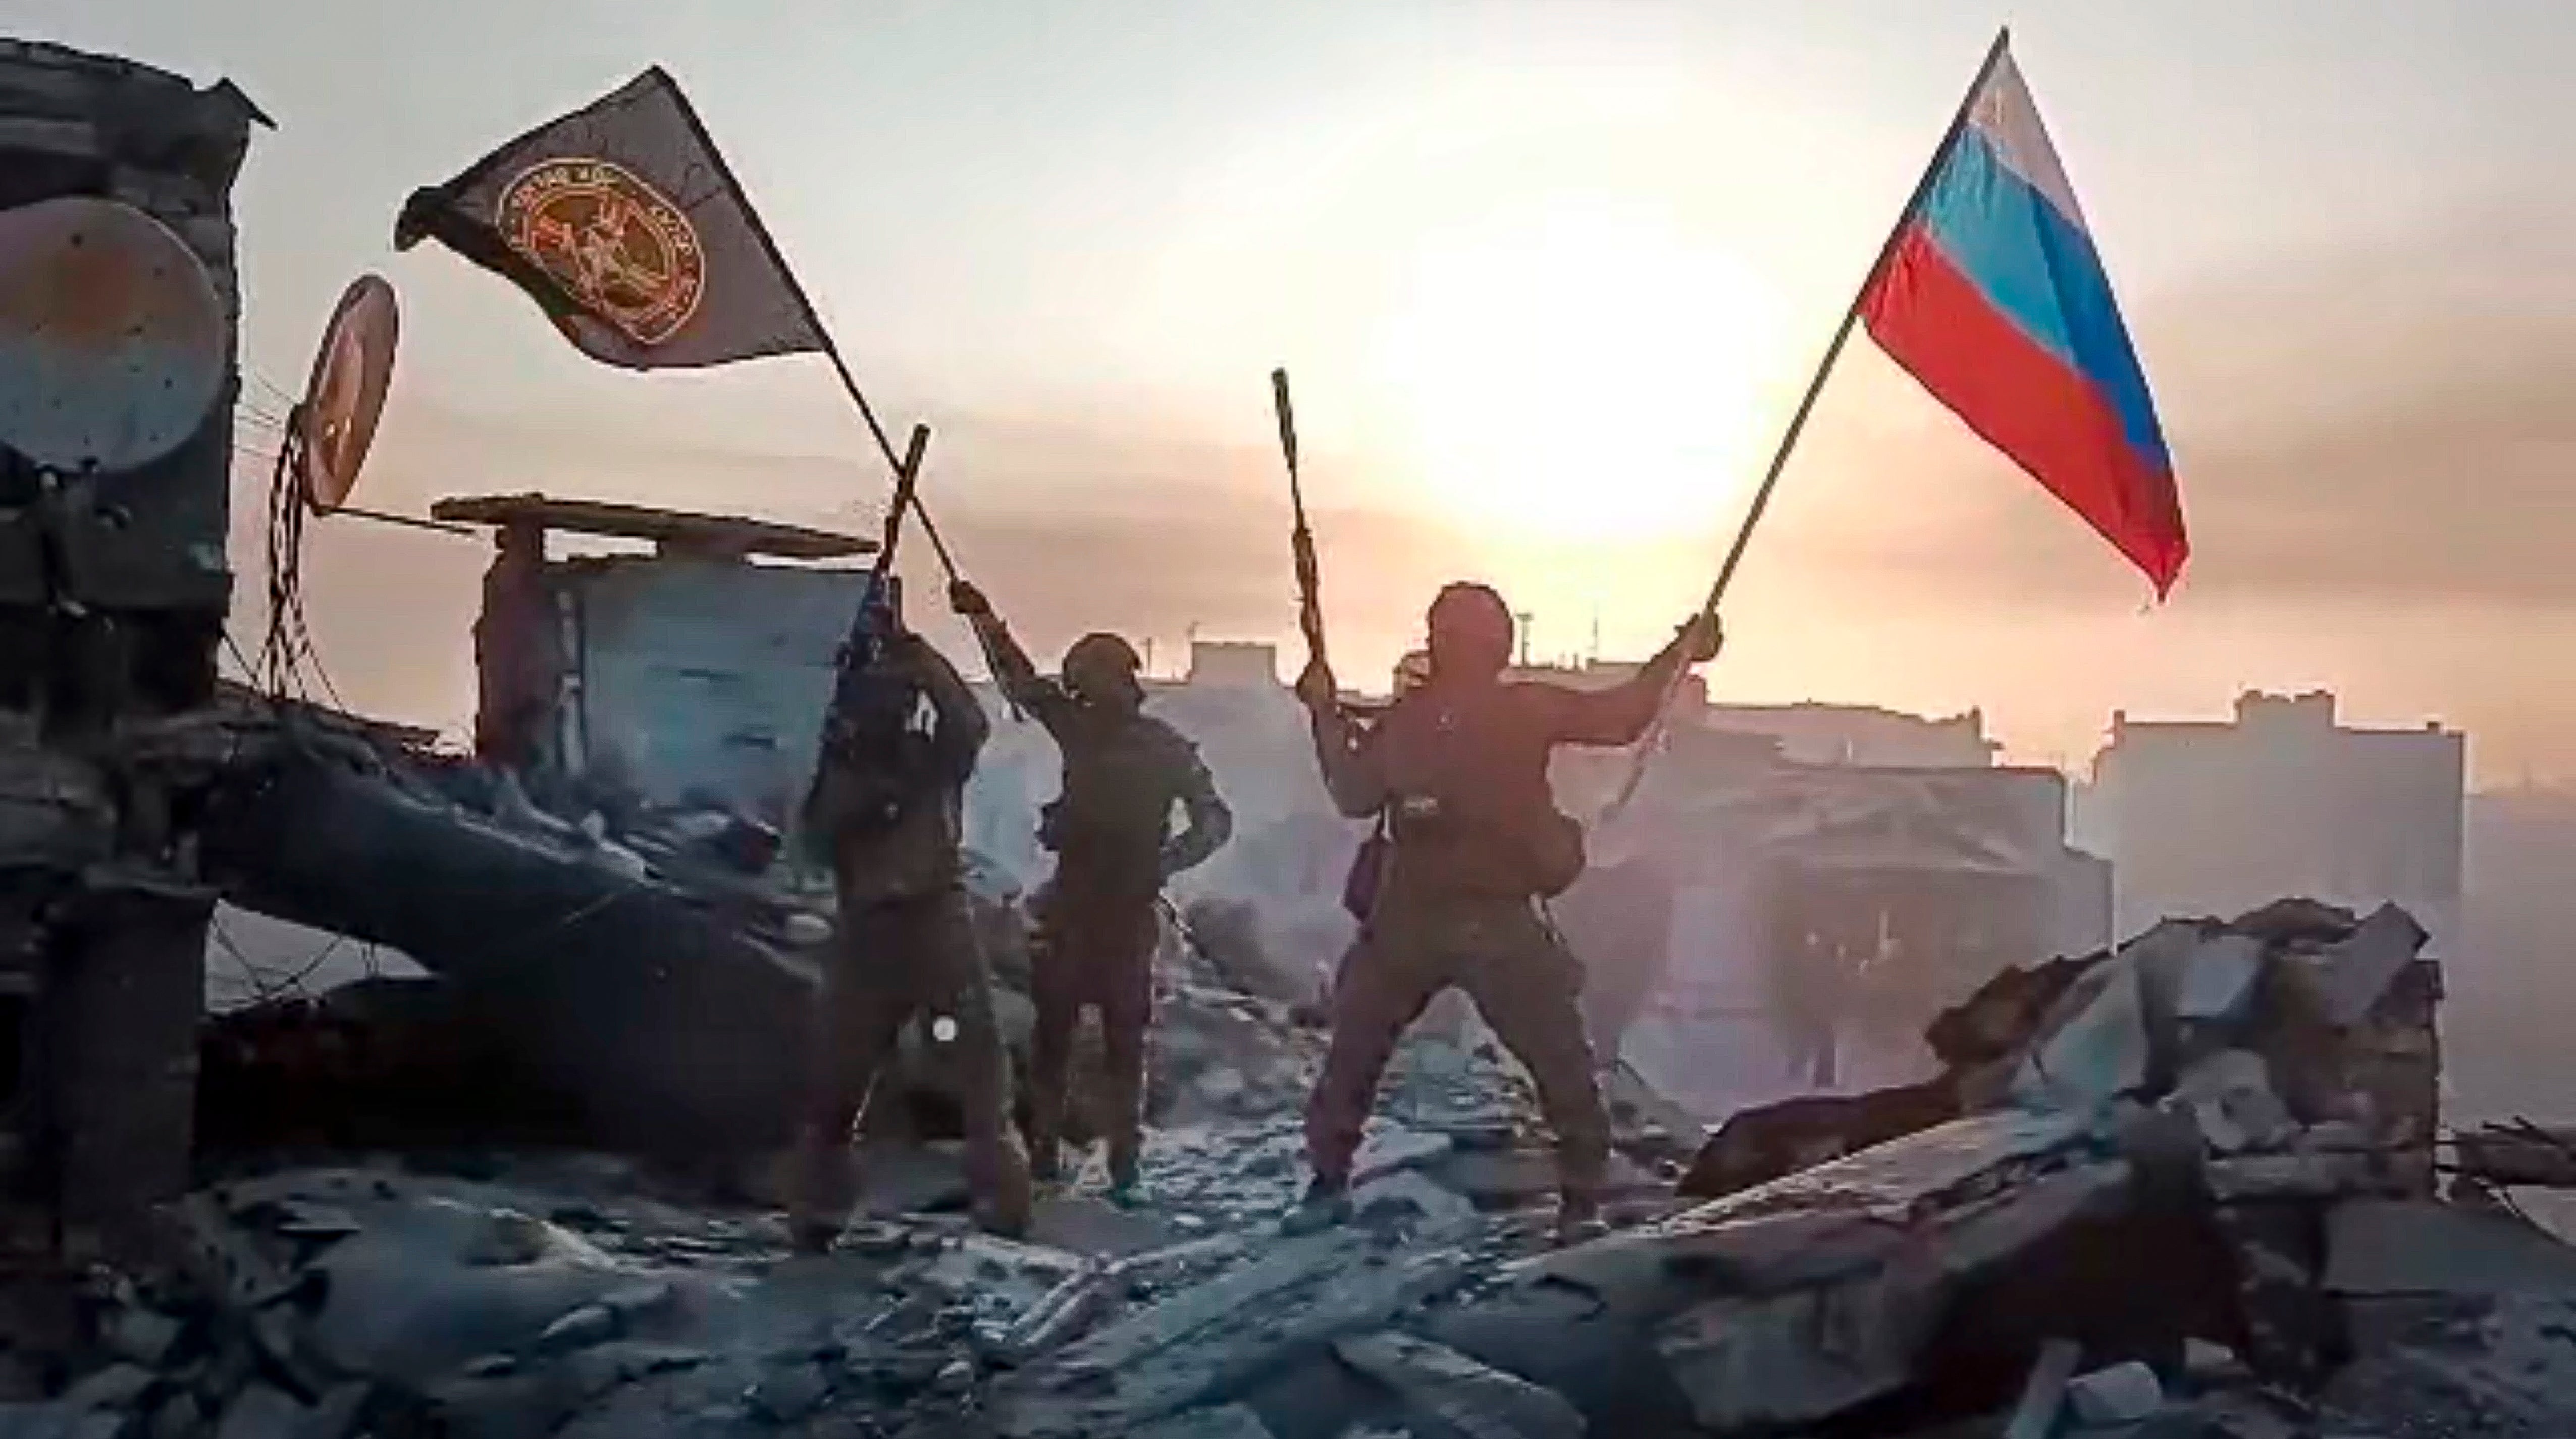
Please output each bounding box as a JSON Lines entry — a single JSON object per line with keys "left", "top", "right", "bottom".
{"left": 1280, "top": 1174, "right": 1353, "bottom": 1236}
{"left": 1551, "top": 1190, "right": 1607, "bottom": 1249}
{"left": 976, "top": 1141, "right": 1036, "bottom": 1239}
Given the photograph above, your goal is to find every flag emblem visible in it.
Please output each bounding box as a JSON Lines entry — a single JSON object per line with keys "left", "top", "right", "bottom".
{"left": 498, "top": 159, "right": 704, "bottom": 347}
{"left": 396, "top": 68, "right": 828, "bottom": 371}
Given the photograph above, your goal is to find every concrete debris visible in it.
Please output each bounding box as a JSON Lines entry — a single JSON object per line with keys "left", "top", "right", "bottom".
{"left": 2324, "top": 1198, "right": 2576, "bottom": 1298}
{"left": 2009, "top": 943, "right": 2154, "bottom": 1111}
{"left": 1333, "top": 1330, "right": 1585, "bottom": 1439}
{"left": 2170, "top": 1049, "right": 2298, "bottom": 1154}
{"left": 19, "top": 874, "right": 2565, "bottom": 1439}
{"left": 2306, "top": 902, "right": 2431, "bottom": 1028}
{"left": 2065, "top": 1359, "right": 2165, "bottom": 1425}
{"left": 2172, "top": 933, "right": 2268, "bottom": 1024}
{"left": 1133, "top": 1403, "right": 1279, "bottom": 1438}
{"left": 2000, "top": 1337, "right": 2080, "bottom": 1439}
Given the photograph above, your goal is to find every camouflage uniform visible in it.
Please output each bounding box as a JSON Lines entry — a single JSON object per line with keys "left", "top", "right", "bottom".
{"left": 966, "top": 609, "right": 1232, "bottom": 1190}
{"left": 792, "top": 629, "right": 1030, "bottom": 1244}
{"left": 1300, "top": 631, "right": 1701, "bottom": 1219}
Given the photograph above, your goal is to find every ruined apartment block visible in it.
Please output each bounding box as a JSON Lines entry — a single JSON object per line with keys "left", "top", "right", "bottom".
{"left": 2080, "top": 690, "right": 2468, "bottom": 948}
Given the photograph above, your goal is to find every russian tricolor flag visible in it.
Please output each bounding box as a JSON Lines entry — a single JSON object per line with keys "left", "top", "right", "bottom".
{"left": 1862, "top": 42, "right": 2187, "bottom": 597}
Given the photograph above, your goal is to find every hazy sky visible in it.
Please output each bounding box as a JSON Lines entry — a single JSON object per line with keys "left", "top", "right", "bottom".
{"left": 22, "top": 1, "right": 2576, "bottom": 780}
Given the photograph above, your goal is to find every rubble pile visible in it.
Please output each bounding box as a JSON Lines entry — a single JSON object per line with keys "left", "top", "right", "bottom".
{"left": 26, "top": 896, "right": 2576, "bottom": 1438}
{"left": 967, "top": 898, "right": 2569, "bottom": 1438}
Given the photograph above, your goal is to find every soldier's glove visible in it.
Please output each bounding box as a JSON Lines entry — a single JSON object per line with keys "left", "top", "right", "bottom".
{"left": 949, "top": 579, "right": 992, "bottom": 618}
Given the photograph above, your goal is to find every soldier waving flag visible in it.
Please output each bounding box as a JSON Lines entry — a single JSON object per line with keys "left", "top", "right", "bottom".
{"left": 396, "top": 67, "right": 826, "bottom": 371}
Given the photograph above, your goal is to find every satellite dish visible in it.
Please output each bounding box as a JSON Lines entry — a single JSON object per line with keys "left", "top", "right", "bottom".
{"left": 294, "top": 274, "right": 398, "bottom": 514}
{"left": 0, "top": 196, "right": 226, "bottom": 474}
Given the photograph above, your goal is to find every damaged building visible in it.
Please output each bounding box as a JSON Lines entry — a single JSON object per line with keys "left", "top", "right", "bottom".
{"left": 2079, "top": 691, "right": 2467, "bottom": 947}
{"left": 0, "top": 41, "right": 267, "bottom": 1264}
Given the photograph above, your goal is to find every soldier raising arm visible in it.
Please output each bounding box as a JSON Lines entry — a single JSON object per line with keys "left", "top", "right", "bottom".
{"left": 950, "top": 581, "right": 1233, "bottom": 1203}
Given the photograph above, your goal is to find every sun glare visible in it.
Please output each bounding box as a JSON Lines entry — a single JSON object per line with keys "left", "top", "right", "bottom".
{"left": 1365, "top": 208, "right": 1777, "bottom": 544}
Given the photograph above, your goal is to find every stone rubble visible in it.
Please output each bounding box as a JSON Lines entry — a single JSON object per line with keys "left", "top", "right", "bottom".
{"left": 16, "top": 896, "right": 2576, "bottom": 1437}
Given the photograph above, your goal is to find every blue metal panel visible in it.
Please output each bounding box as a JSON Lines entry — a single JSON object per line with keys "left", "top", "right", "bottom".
{"left": 565, "top": 557, "right": 876, "bottom": 823}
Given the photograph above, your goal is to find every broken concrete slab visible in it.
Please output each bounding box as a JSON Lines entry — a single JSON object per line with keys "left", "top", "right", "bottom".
{"left": 1676, "top": 1079, "right": 1960, "bottom": 1202}
{"left": 1352, "top": 1169, "right": 1477, "bottom": 1230}
{"left": 213, "top": 1385, "right": 308, "bottom": 1439}
{"left": 2306, "top": 903, "right": 2429, "bottom": 1028}
{"left": 58, "top": 1364, "right": 157, "bottom": 1414}
{"left": 2324, "top": 1199, "right": 2576, "bottom": 1298}
{"left": 996, "top": 1236, "right": 1478, "bottom": 1439}
{"left": 2170, "top": 1049, "right": 2296, "bottom": 1154}
{"left": 1132, "top": 1403, "right": 1279, "bottom": 1439}
{"left": 1333, "top": 1330, "right": 1583, "bottom": 1439}
{"left": 1667, "top": 1107, "right": 2095, "bottom": 1230}
{"left": 1654, "top": 1250, "right": 1944, "bottom": 1432}
{"left": 1351, "top": 1125, "right": 1455, "bottom": 1186}
{"left": 2010, "top": 955, "right": 2151, "bottom": 1112}
{"left": 1031, "top": 1193, "right": 1182, "bottom": 1257}
{"left": 2173, "top": 934, "right": 2267, "bottom": 1025}
{"left": 2000, "top": 1338, "right": 2080, "bottom": 1439}
{"left": 1050, "top": 1228, "right": 1383, "bottom": 1378}
{"left": 2066, "top": 1360, "right": 2164, "bottom": 1425}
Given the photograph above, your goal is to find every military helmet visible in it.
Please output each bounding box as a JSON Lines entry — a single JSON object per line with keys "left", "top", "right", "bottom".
{"left": 1061, "top": 631, "right": 1144, "bottom": 700}
{"left": 1426, "top": 581, "right": 1514, "bottom": 671}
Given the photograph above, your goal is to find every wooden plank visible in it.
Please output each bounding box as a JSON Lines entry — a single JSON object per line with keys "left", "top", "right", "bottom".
{"left": 430, "top": 492, "right": 873, "bottom": 560}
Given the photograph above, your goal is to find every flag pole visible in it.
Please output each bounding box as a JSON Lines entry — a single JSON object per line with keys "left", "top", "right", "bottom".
{"left": 658, "top": 72, "right": 966, "bottom": 583}
{"left": 1603, "top": 24, "right": 2011, "bottom": 819}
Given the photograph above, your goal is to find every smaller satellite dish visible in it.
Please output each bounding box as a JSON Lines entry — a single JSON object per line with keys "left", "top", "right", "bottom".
{"left": 294, "top": 274, "right": 399, "bottom": 514}
{"left": 0, "top": 197, "right": 226, "bottom": 474}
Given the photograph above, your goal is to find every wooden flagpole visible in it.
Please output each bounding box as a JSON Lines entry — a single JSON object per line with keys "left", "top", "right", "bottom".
{"left": 1602, "top": 25, "right": 2012, "bottom": 819}
{"left": 660, "top": 78, "right": 965, "bottom": 583}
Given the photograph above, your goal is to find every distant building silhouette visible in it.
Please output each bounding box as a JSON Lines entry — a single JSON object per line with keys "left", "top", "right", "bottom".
{"left": 2078, "top": 690, "right": 2465, "bottom": 945}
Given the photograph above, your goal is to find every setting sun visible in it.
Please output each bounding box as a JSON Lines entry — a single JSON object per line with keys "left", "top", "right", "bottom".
{"left": 1364, "top": 205, "right": 1781, "bottom": 545}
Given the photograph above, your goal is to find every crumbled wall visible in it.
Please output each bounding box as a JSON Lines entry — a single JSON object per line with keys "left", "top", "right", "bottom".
{"left": 0, "top": 39, "right": 262, "bottom": 1261}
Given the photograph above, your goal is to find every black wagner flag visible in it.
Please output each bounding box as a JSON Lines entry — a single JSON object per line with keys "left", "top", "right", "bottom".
{"left": 396, "top": 68, "right": 827, "bottom": 370}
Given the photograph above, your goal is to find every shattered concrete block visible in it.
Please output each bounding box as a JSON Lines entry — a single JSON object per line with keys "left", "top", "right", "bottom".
{"left": 2065, "top": 1360, "right": 2164, "bottom": 1425}
{"left": 1333, "top": 1330, "right": 1584, "bottom": 1439}
{"left": 2229, "top": 897, "right": 2356, "bottom": 946}
{"left": 1052, "top": 1229, "right": 1380, "bottom": 1376}
{"left": 2306, "top": 904, "right": 2429, "bottom": 1028}
{"left": 2172, "top": 934, "right": 2266, "bottom": 1025}
{"left": 2011, "top": 956, "right": 2151, "bottom": 1112}
{"left": 741, "top": 1362, "right": 829, "bottom": 1424}
{"left": 1676, "top": 1080, "right": 1959, "bottom": 1202}
{"left": 534, "top": 1304, "right": 617, "bottom": 1355}
{"left": 2170, "top": 1050, "right": 2296, "bottom": 1154}
{"left": 60, "top": 1364, "right": 157, "bottom": 1414}
{"left": 2183, "top": 1338, "right": 2248, "bottom": 1384}
{"left": 1132, "top": 1404, "right": 1278, "bottom": 1439}
{"left": 1653, "top": 1254, "right": 1944, "bottom": 1431}
{"left": 2000, "top": 1338, "right": 2079, "bottom": 1439}
{"left": 2325, "top": 1199, "right": 2576, "bottom": 1299}
{"left": 1353, "top": 1169, "right": 1476, "bottom": 1230}
{"left": 301, "top": 1383, "right": 373, "bottom": 1439}
{"left": 214, "top": 1385, "right": 307, "bottom": 1439}
{"left": 1352, "top": 1126, "right": 1455, "bottom": 1186}
{"left": 104, "top": 1306, "right": 186, "bottom": 1368}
